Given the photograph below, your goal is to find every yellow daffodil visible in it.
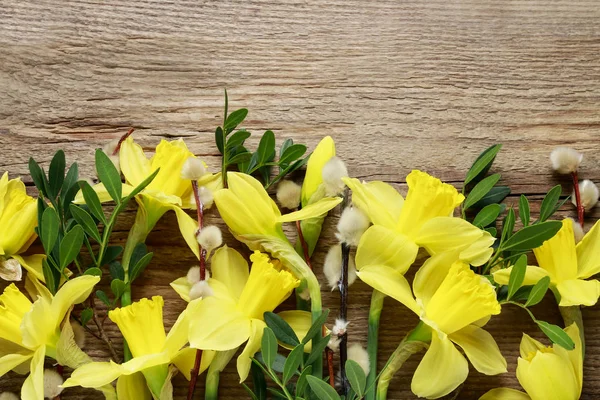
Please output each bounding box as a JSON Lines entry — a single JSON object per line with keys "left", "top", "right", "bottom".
{"left": 0, "top": 275, "right": 103, "bottom": 400}
{"left": 494, "top": 218, "right": 600, "bottom": 306}
{"left": 0, "top": 172, "right": 45, "bottom": 282}
{"left": 480, "top": 324, "right": 582, "bottom": 400}
{"left": 63, "top": 295, "right": 215, "bottom": 398}
{"left": 343, "top": 170, "right": 495, "bottom": 276}
{"left": 368, "top": 253, "right": 506, "bottom": 399}
{"left": 188, "top": 251, "right": 299, "bottom": 382}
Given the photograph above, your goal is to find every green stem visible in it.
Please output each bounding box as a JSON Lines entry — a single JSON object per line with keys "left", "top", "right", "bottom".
{"left": 205, "top": 349, "right": 237, "bottom": 400}
{"left": 376, "top": 337, "right": 428, "bottom": 400}
{"left": 365, "top": 290, "right": 385, "bottom": 400}
{"left": 560, "top": 305, "right": 585, "bottom": 356}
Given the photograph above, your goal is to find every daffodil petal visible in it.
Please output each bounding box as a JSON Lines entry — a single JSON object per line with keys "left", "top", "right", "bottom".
{"left": 24, "top": 274, "right": 52, "bottom": 303}
{"left": 302, "top": 136, "right": 335, "bottom": 206}
{"left": 21, "top": 346, "right": 45, "bottom": 400}
{"left": 278, "top": 310, "right": 312, "bottom": 352}
{"left": 171, "top": 348, "right": 215, "bottom": 381}
{"left": 411, "top": 333, "right": 468, "bottom": 399}
{"left": 117, "top": 372, "right": 152, "bottom": 400}
{"left": 563, "top": 323, "right": 583, "bottom": 390}
{"left": 0, "top": 352, "right": 32, "bottom": 376}
{"left": 120, "top": 137, "right": 152, "bottom": 187}
{"left": 556, "top": 279, "right": 600, "bottom": 306}
{"left": 458, "top": 232, "right": 496, "bottom": 266}
{"left": 517, "top": 352, "right": 580, "bottom": 400}
{"left": 533, "top": 219, "right": 578, "bottom": 282}
{"left": 172, "top": 206, "right": 200, "bottom": 259}
{"left": 11, "top": 254, "right": 45, "bottom": 282}
{"left": 211, "top": 246, "right": 249, "bottom": 300}
{"left": 356, "top": 265, "right": 419, "bottom": 315}
{"left": 355, "top": 226, "right": 418, "bottom": 274}
{"left": 74, "top": 183, "right": 135, "bottom": 204}
{"left": 64, "top": 361, "right": 126, "bottom": 388}
{"left": 237, "top": 319, "right": 266, "bottom": 382}
{"left": 170, "top": 277, "right": 193, "bottom": 302}
{"left": 56, "top": 312, "right": 93, "bottom": 369}
{"left": 519, "top": 334, "right": 545, "bottom": 358}
{"left": 148, "top": 139, "right": 194, "bottom": 198}
{"left": 164, "top": 307, "right": 191, "bottom": 357}
{"left": 413, "top": 250, "right": 460, "bottom": 305}
{"left": 492, "top": 266, "right": 549, "bottom": 287}
{"left": 51, "top": 275, "right": 100, "bottom": 328}
{"left": 415, "top": 217, "right": 485, "bottom": 256}
{"left": 479, "top": 388, "right": 531, "bottom": 400}
{"left": 576, "top": 219, "right": 600, "bottom": 279}
{"left": 449, "top": 325, "right": 507, "bottom": 375}
{"left": 278, "top": 197, "right": 342, "bottom": 223}
{"left": 342, "top": 177, "right": 403, "bottom": 230}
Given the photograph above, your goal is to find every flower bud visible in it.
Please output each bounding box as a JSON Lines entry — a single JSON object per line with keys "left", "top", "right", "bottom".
{"left": 332, "top": 318, "right": 349, "bottom": 337}
{"left": 0, "top": 258, "right": 22, "bottom": 281}
{"left": 336, "top": 206, "right": 370, "bottom": 246}
{"left": 550, "top": 147, "right": 583, "bottom": 174}
{"left": 323, "top": 245, "right": 357, "bottom": 290}
{"left": 573, "top": 179, "right": 599, "bottom": 211}
{"left": 0, "top": 393, "right": 19, "bottom": 400}
{"left": 568, "top": 217, "right": 585, "bottom": 243}
{"left": 347, "top": 343, "right": 370, "bottom": 375}
{"left": 181, "top": 157, "right": 207, "bottom": 180}
{"left": 197, "top": 225, "right": 223, "bottom": 255}
{"left": 71, "top": 321, "right": 86, "bottom": 349}
{"left": 189, "top": 280, "right": 214, "bottom": 300}
{"left": 322, "top": 156, "right": 348, "bottom": 196}
{"left": 44, "top": 368, "right": 64, "bottom": 399}
{"left": 276, "top": 180, "right": 302, "bottom": 209}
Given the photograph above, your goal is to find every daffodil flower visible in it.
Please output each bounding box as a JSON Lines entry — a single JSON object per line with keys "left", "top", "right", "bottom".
{"left": 343, "top": 170, "right": 495, "bottom": 276}
{"left": 480, "top": 324, "right": 582, "bottom": 400}
{"left": 63, "top": 296, "right": 215, "bottom": 398}
{"left": 188, "top": 251, "right": 299, "bottom": 382}
{"left": 0, "top": 172, "right": 45, "bottom": 282}
{"left": 371, "top": 253, "right": 506, "bottom": 399}
{"left": 0, "top": 275, "right": 104, "bottom": 400}
{"left": 493, "top": 218, "right": 600, "bottom": 306}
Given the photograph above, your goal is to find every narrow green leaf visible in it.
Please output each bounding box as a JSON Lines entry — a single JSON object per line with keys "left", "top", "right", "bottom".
{"left": 463, "top": 173, "right": 501, "bottom": 210}
{"left": 264, "top": 312, "right": 300, "bottom": 347}
{"left": 519, "top": 195, "right": 530, "bottom": 226}
{"left": 296, "top": 366, "right": 312, "bottom": 397}
{"left": 473, "top": 204, "right": 502, "bottom": 228}
{"left": 302, "top": 309, "right": 330, "bottom": 345}
{"left": 129, "top": 252, "right": 153, "bottom": 282}
{"left": 96, "top": 290, "right": 111, "bottom": 306}
{"left": 306, "top": 376, "right": 341, "bottom": 400}
{"left": 84, "top": 267, "right": 103, "bottom": 277}
{"left": 224, "top": 109, "right": 249, "bottom": 133}
{"left": 250, "top": 362, "right": 267, "bottom": 400}
{"left": 228, "top": 152, "right": 252, "bottom": 165}
{"left": 525, "top": 276, "right": 551, "bottom": 307}
{"left": 41, "top": 207, "right": 60, "bottom": 254}
{"left": 502, "top": 221, "right": 562, "bottom": 251}
{"left": 485, "top": 227, "right": 497, "bottom": 237}
{"left": 80, "top": 181, "right": 106, "bottom": 224}
{"left": 536, "top": 320, "right": 575, "bottom": 350}
{"left": 226, "top": 129, "right": 251, "bottom": 150}
{"left": 110, "top": 279, "right": 127, "bottom": 300}
{"left": 215, "top": 126, "right": 225, "bottom": 154}
{"left": 42, "top": 258, "right": 57, "bottom": 294}
{"left": 283, "top": 344, "right": 305, "bottom": 384}
{"left": 59, "top": 225, "right": 84, "bottom": 269}
{"left": 95, "top": 149, "right": 122, "bottom": 203}
{"left": 539, "top": 185, "right": 562, "bottom": 222}
{"left": 28, "top": 157, "right": 48, "bottom": 197}
{"left": 102, "top": 246, "right": 123, "bottom": 266}
{"left": 80, "top": 308, "right": 93, "bottom": 326}
{"left": 279, "top": 144, "right": 307, "bottom": 166}
{"left": 501, "top": 208, "right": 516, "bottom": 242}
{"left": 109, "top": 261, "right": 125, "bottom": 281}
{"left": 61, "top": 163, "right": 79, "bottom": 204}
{"left": 510, "top": 286, "right": 533, "bottom": 302}
{"left": 305, "top": 335, "right": 331, "bottom": 366}
{"left": 464, "top": 144, "right": 502, "bottom": 186}
{"left": 507, "top": 255, "right": 528, "bottom": 299}
{"left": 48, "top": 150, "right": 66, "bottom": 198}
{"left": 129, "top": 243, "right": 148, "bottom": 270}
{"left": 473, "top": 186, "right": 511, "bottom": 209}
{"left": 345, "top": 360, "right": 366, "bottom": 397}
{"left": 280, "top": 138, "right": 294, "bottom": 158}
{"left": 241, "top": 383, "right": 260, "bottom": 400}
{"left": 70, "top": 205, "right": 102, "bottom": 243}
{"left": 260, "top": 327, "right": 278, "bottom": 370}
{"left": 256, "top": 131, "right": 276, "bottom": 166}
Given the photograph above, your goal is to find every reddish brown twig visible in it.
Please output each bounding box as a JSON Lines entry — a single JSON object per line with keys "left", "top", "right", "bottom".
{"left": 572, "top": 171, "right": 585, "bottom": 228}
{"left": 113, "top": 128, "right": 135, "bottom": 155}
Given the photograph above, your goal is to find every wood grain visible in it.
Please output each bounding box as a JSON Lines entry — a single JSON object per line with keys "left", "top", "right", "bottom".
{"left": 2, "top": 0, "right": 600, "bottom": 398}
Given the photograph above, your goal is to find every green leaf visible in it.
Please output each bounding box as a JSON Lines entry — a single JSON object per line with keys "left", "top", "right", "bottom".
{"left": 464, "top": 144, "right": 502, "bottom": 186}
{"left": 539, "top": 185, "right": 562, "bottom": 223}
{"left": 80, "top": 308, "right": 93, "bottom": 327}
{"left": 473, "top": 204, "right": 502, "bottom": 228}
{"left": 264, "top": 312, "right": 300, "bottom": 347}
{"left": 473, "top": 186, "right": 511, "bottom": 209}
{"left": 507, "top": 254, "right": 527, "bottom": 299}
{"left": 70, "top": 205, "right": 102, "bottom": 243}
{"left": 501, "top": 208, "right": 516, "bottom": 242}
{"left": 510, "top": 285, "right": 533, "bottom": 302}
{"left": 228, "top": 152, "right": 253, "bottom": 165}
{"left": 226, "top": 129, "right": 251, "bottom": 150}
{"left": 96, "top": 290, "right": 111, "bottom": 306}
{"left": 84, "top": 267, "right": 103, "bottom": 277}
{"left": 485, "top": 227, "right": 497, "bottom": 237}
{"left": 122, "top": 168, "right": 160, "bottom": 203}
{"left": 463, "top": 173, "right": 501, "bottom": 211}
{"left": 110, "top": 279, "right": 127, "bottom": 301}
{"left": 536, "top": 320, "right": 575, "bottom": 350}
{"left": 306, "top": 376, "right": 341, "bottom": 400}
{"left": 256, "top": 131, "right": 276, "bottom": 166}
{"left": 42, "top": 258, "right": 57, "bottom": 294}
{"left": 41, "top": 207, "right": 60, "bottom": 254}
{"left": 296, "top": 366, "right": 312, "bottom": 397}
{"left": 129, "top": 243, "right": 148, "bottom": 269}
{"left": 305, "top": 335, "right": 331, "bottom": 366}
{"left": 283, "top": 344, "right": 304, "bottom": 384}
{"left": 109, "top": 261, "right": 125, "bottom": 281}
{"left": 29, "top": 157, "right": 48, "bottom": 197}
{"left": 502, "top": 221, "right": 562, "bottom": 251}
{"left": 345, "top": 360, "right": 366, "bottom": 398}
{"left": 525, "top": 276, "right": 551, "bottom": 307}
{"left": 215, "top": 127, "right": 224, "bottom": 154}
{"left": 250, "top": 362, "right": 267, "bottom": 400}
{"left": 302, "top": 309, "right": 330, "bottom": 345}
{"left": 260, "top": 327, "right": 278, "bottom": 370}
{"left": 519, "top": 195, "right": 530, "bottom": 226}
{"left": 102, "top": 246, "right": 123, "bottom": 266}
{"left": 59, "top": 225, "right": 84, "bottom": 269}
{"left": 129, "top": 252, "right": 153, "bottom": 282}
{"left": 95, "top": 149, "right": 122, "bottom": 204}
{"left": 61, "top": 163, "right": 79, "bottom": 205}
{"left": 280, "top": 138, "right": 294, "bottom": 158}
{"left": 224, "top": 109, "right": 249, "bottom": 133}
{"left": 48, "top": 150, "right": 66, "bottom": 198}
{"left": 279, "top": 144, "right": 307, "bottom": 167}
{"left": 79, "top": 181, "right": 106, "bottom": 224}
{"left": 241, "top": 383, "right": 260, "bottom": 400}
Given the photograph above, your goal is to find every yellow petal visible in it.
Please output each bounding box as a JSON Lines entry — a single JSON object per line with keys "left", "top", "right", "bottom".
{"left": 415, "top": 217, "right": 487, "bottom": 257}
{"left": 301, "top": 136, "right": 336, "bottom": 206}
{"left": 449, "top": 325, "right": 507, "bottom": 375}
{"left": 63, "top": 361, "right": 125, "bottom": 389}
{"left": 278, "top": 310, "right": 312, "bottom": 352}
{"left": 237, "top": 319, "right": 267, "bottom": 382}
{"left": 556, "top": 279, "right": 600, "bottom": 307}
{"left": 355, "top": 226, "right": 418, "bottom": 274}
{"left": 458, "top": 232, "right": 496, "bottom": 266}
{"left": 20, "top": 295, "right": 53, "bottom": 349}
{"left": 148, "top": 139, "right": 195, "bottom": 198}
{"left": 171, "top": 348, "right": 215, "bottom": 380}
{"left": 398, "top": 170, "right": 464, "bottom": 239}
{"left": 172, "top": 206, "right": 200, "bottom": 259}
{"left": 479, "top": 388, "right": 531, "bottom": 400}
{"left": 0, "top": 352, "right": 32, "bottom": 376}
{"left": 517, "top": 351, "right": 580, "bottom": 400}
{"left": 342, "top": 178, "right": 403, "bottom": 230}
{"left": 12, "top": 254, "right": 45, "bottom": 282}
{"left": 533, "top": 219, "right": 578, "bottom": 282}
{"left": 24, "top": 274, "right": 52, "bottom": 304}
{"left": 51, "top": 275, "right": 100, "bottom": 330}
{"left": 519, "top": 334, "right": 546, "bottom": 359}
{"left": 411, "top": 333, "right": 468, "bottom": 399}
{"left": 576, "top": 218, "right": 600, "bottom": 278}
{"left": 120, "top": 136, "right": 152, "bottom": 187}
{"left": 117, "top": 372, "right": 152, "bottom": 400}
{"left": 135, "top": 192, "right": 178, "bottom": 234}
{"left": 413, "top": 250, "right": 461, "bottom": 306}
{"left": 563, "top": 323, "right": 583, "bottom": 391}
{"left": 356, "top": 265, "right": 420, "bottom": 315}
{"left": 109, "top": 296, "right": 166, "bottom": 358}
{"left": 0, "top": 186, "right": 37, "bottom": 255}
{"left": 211, "top": 246, "right": 249, "bottom": 300}
{"left": 170, "top": 277, "right": 193, "bottom": 302}
{"left": 493, "top": 266, "right": 549, "bottom": 287}
{"left": 21, "top": 346, "right": 45, "bottom": 400}
{"left": 278, "top": 197, "right": 342, "bottom": 223}
{"left": 56, "top": 312, "right": 92, "bottom": 369}
{"left": 74, "top": 183, "right": 135, "bottom": 204}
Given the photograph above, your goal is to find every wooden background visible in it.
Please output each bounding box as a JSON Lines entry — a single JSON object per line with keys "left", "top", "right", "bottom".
{"left": 2, "top": 0, "right": 600, "bottom": 398}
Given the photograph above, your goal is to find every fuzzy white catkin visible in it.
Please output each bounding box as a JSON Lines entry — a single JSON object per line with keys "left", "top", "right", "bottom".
{"left": 336, "top": 207, "right": 370, "bottom": 246}
{"left": 327, "top": 336, "right": 341, "bottom": 352}
{"left": 181, "top": 157, "right": 207, "bottom": 180}
{"left": 323, "top": 245, "right": 358, "bottom": 290}
{"left": 276, "top": 180, "right": 302, "bottom": 209}
{"left": 43, "top": 369, "right": 64, "bottom": 399}
{"left": 0, "top": 258, "right": 22, "bottom": 281}
{"left": 550, "top": 147, "right": 583, "bottom": 174}
{"left": 322, "top": 156, "right": 348, "bottom": 196}
{"left": 71, "top": 321, "right": 86, "bottom": 349}
{"left": 197, "top": 225, "right": 223, "bottom": 254}
{"left": 189, "top": 280, "right": 214, "bottom": 300}
{"left": 0, "top": 393, "right": 19, "bottom": 400}
{"left": 198, "top": 186, "right": 214, "bottom": 209}
{"left": 347, "top": 343, "right": 370, "bottom": 375}
{"left": 187, "top": 266, "right": 200, "bottom": 284}
{"left": 574, "top": 180, "right": 599, "bottom": 211}
{"left": 568, "top": 218, "right": 585, "bottom": 243}
{"left": 332, "top": 318, "right": 349, "bottom": 337}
